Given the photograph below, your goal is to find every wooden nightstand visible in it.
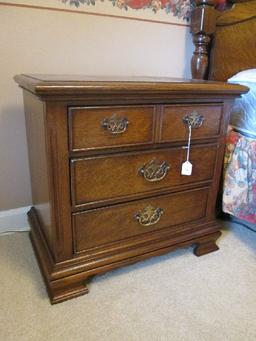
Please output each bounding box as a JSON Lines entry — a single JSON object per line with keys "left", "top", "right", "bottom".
{"left": 14, "top": 75, "right": 246, "bottom": 304}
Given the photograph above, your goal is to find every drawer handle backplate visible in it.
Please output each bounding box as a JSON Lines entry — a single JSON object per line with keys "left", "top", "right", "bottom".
{"left": 135, "top": 205, "right": 164, "bottom": 227}
{"left": 139, "top": 159, "right": 170, "bottom": 182}
{"left": 101, "top": 114, "right": 129, "bottom": 134}
{"left": 183, "top": 111, "right": 204, "bottom": 128}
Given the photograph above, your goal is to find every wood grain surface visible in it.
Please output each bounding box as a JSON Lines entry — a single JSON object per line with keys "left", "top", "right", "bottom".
{"left": 71, "top": 144, "right": 217, "bottom": 208}
{"left": 69, "top": 105, "right": 155, "bottom": 151}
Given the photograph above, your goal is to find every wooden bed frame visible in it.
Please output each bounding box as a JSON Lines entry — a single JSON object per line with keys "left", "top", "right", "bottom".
{"left": 191, "top": 0, "right": 256, "bottom": 227}
{"left": 191, "top": 0, "right": 256, "bottom": 81}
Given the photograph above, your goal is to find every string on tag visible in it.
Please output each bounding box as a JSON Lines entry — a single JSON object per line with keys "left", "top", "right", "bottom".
{"left": 186, "top": 124, "right": 192, "bottom": 162}
{"left": 181, "top": 124, "right": 193, "bottom": 176}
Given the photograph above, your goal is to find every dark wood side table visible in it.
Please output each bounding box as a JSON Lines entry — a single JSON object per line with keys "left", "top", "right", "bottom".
{"left": 14, "top": 75, "right": 246, "bottom": 304}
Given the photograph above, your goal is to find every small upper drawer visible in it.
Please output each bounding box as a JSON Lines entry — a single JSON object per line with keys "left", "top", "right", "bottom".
{"left": 160, "top": 104, "right": 223, "bottom": 142}
{"left": 69, "top": 106, "right": 155, "bottom": 151}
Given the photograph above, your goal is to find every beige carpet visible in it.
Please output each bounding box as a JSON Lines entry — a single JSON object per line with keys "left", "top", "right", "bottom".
{"left": 0, "top": 221, "right": 256, "bottom": 341}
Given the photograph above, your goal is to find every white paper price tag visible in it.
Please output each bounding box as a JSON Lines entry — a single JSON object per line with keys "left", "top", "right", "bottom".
{"left": 181, "top": 124, "right": 193, "bottom": 176}
{"left": 181, "top": 161, "right": 193, "bottom": 176}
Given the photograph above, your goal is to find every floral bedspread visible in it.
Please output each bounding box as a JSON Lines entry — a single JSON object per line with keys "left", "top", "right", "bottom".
{"left": 223, "top": 129, "right": 256, "bottom": 224}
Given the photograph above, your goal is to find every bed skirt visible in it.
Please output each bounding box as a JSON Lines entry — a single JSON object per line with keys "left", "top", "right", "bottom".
{"left": 223, "top": 129, "right": 256, "bottom": 225}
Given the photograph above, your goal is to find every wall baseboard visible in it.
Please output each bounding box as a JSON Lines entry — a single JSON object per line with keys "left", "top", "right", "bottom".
{"left": 0, "top": 206, "right": 31, "bottom": 234}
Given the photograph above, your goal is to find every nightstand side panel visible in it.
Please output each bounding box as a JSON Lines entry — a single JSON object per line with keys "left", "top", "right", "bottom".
{"left": 23, "top": 91, "right": 54, "bottom": 255}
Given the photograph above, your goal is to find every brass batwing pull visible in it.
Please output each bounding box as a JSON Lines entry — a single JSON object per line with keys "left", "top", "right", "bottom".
{"left": 135, "top": 205, "right": 164, "bottom": 227}
{"left": 101, "top": 114, "right": 129, "bottom": 134}
{"left": 139, "top": 159, "right": 170, "bottom": 182}
{"left": 183, "top": 111, "right": 204, "bottom": 128}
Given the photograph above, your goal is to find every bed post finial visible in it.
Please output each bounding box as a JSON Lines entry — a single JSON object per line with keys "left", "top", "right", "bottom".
{"left": 191, "top": 0, "right": 217, "bottom": 79}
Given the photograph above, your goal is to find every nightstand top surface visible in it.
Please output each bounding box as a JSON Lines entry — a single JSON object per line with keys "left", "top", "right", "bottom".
{"left": 14, "top": 74, "right": 248, "bottom": 99}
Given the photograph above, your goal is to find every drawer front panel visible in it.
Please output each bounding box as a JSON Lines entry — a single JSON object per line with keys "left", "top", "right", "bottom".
{"left": 73, "top": 187, "right": 209, "bottom": 253}
{"left": 160, "top": 104, "right": 222, "bottom": 142}
{"left": 69, "top": 106, "right": 155, "bottom": 151}
{"left": 71, "top": 144, "right": 217, "bottom": 206}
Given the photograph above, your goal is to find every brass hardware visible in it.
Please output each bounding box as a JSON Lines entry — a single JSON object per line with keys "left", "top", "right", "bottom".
{"left": 101, "top": 114, "right": 129, "bottom": 134}
{"left": 139, "top": 159, "right": 170, "bottom": 182}
{"left": 135, "top": 205, "right": 164, "bottom": 227}
{"left": 183, "top": 111, "right": 204, "bottom": 128}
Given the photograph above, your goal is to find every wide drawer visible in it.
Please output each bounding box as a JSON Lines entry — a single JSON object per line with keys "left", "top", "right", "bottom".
{"left": 69, "top": 105, "right": 155, "bottom": 151}
{"left": 71, "top": 144, "right": 217, "bottom": 207}
{"left": 73, "top": 187, "right": 209, "bottom": 253}
{"left": 160, "top": 104, "right": 223, "bottom": 142}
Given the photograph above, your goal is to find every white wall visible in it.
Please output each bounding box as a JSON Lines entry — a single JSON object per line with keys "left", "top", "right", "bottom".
{"left": 0, "top": 4, "right": 193, "bottom": 211}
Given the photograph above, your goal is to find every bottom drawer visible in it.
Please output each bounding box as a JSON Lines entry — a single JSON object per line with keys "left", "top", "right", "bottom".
{"left": 73, "top": 187, "right": 209, "bottom": 253}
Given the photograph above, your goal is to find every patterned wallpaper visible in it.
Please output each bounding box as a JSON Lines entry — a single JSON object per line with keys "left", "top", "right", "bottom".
{"left": 60, "top": 0, "right": 192, "bottom": 21}
{"left": 0, "top": 1, "right": 227, "bottom": 24}
{"left": 0, "top": 0, "right": 196, "bottom": 24}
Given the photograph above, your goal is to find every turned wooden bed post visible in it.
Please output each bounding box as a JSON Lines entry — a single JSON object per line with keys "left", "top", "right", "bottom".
{"left": 191, "top": 0, "right": 217, "bottom": 79}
